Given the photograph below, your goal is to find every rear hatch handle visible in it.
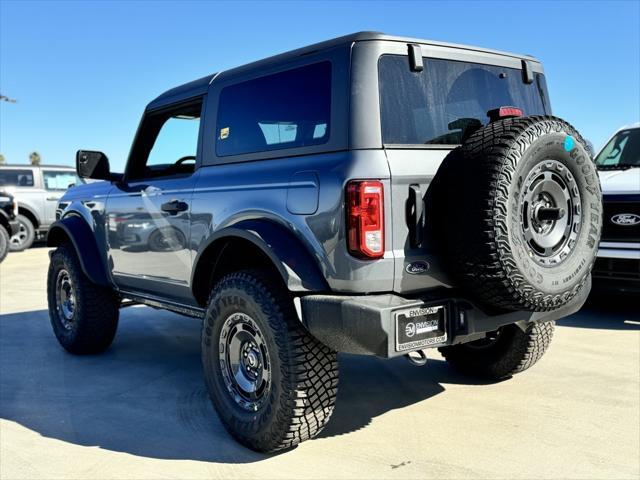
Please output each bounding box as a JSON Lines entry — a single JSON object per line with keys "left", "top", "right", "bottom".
{"left": 406, "top": 184, "right": 425, "bottom": 248}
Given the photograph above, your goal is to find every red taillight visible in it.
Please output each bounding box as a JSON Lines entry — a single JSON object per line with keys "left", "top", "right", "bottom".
{"left": 346, "top": 180, "right": 384, "bottom": 259}
{"left": 487, "top": 106, "right": 523, "bottom": 122}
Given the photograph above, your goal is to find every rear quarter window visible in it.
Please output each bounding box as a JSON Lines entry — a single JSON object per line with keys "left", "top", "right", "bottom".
{"left": 216, "top": 61, "right": 332, "bottom": 157}
{"left": 379, "top": 55, "right": 551, "bottom": 145}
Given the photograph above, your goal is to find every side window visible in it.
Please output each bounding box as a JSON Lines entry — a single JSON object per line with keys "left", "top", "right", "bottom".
{"left": 127, "top": 100, "right": 202, "bottom": 181}
{"left": 43, "top": 170, "right": 77, "bottom": 190}
{"left": 0, "top": 169, "right": 34, "bottom": 187}
{"left": 216, "top": 61, "right": 331, "bottom": 157}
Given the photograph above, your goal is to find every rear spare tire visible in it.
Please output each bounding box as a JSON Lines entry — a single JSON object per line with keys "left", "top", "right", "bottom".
{"left": 434, "top": 116, "right": 602, "bottom": 311}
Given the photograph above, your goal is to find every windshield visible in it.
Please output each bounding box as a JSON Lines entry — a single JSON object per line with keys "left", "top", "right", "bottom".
{"left": 595, "top": 129, "right": 640, "bottom": 170}
{"left": 379, "top": 55, "right": 551, "bottom": 145}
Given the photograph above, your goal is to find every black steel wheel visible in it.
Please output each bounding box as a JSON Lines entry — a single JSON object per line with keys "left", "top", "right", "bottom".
{"left": 218, "top": 312, "right": 272, "bottom": 412}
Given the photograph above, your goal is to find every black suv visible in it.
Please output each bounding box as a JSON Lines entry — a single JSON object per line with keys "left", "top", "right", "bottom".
{"left": 0, "top": 191, "right": 19, "bottom": 262}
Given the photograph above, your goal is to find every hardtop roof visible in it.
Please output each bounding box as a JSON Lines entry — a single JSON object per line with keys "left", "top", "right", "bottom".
{"left": 147, "top": 31, "right": 541, "bottom": 110}
{"left": 0, "top": 164, "right": 75, "bottom": 170}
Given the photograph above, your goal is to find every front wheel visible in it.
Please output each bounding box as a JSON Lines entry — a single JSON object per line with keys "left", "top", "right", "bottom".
{"left": 201, "top": 270, "right": 338, "bottom": 452}
{"left": 47, "top": 243, "right": 120, "bottom": 354}
{"left": 438, "top": 321, "right": 555, "bottom": 380}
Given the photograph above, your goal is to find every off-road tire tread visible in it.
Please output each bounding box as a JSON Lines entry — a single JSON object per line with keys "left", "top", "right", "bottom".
{"left": 440, "top": 115, "right": 600, "bottom": 311}
{"left": 439, "top": 321, "right": 555, "bottom": 379}
{"left": 47, "top": 243, "right": 119, "bottom": 354}
{"left": 203, "top": 270, "right": 338, "bottom": 452}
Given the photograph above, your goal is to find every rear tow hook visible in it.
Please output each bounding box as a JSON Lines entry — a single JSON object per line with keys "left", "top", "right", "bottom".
{"left": 405, "top": 350, "right": 428, "bottom": 367}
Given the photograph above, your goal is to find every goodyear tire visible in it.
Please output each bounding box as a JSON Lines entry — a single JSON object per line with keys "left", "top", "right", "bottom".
{"left": 201, "top": 270, "right": 338, "bottom": 452}
{"left": 433, "top": 116, "right": 602, "bottom": 311}
{"left": 439, "top": 321, "right": 555, "bottom": 379}
{"left": 0, "top": 224, "right": 9, "bottom": 262}
{"left": 47, "top": 243, "right": 120, "bottom": 354}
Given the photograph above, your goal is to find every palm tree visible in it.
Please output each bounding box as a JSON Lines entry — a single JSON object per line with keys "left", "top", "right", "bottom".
{"left": 29, "top": 152, "right": 41, "bottom": 166}
{"left": 0, "top": 154, "right": 5, "bottom": 165}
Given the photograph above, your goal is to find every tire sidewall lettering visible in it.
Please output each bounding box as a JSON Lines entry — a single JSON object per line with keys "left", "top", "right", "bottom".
{"left": 505, "top": 123, "right": 601, "bottom": 295}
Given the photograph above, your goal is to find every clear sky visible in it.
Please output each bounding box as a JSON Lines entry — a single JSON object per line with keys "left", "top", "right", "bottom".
{"left": 1, "top": 0, "right": 638, "bottom": 171}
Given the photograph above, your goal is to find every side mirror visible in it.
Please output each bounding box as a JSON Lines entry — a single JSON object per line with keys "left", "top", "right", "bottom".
{"left": 76, "top": 150, "right": 111, "bottom": 180}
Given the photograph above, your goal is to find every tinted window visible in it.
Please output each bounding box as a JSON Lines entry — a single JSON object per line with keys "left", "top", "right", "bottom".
{"left": 0, "top": 169, "right": 34, "bottom": 187}
{"left": 216, "top": 62, "right": 331, "bottom": 157}
{"left": 379, "top": 56, "right": 551, "bottom": 145}
{"left": 43, "top": 170, "right": 84, "bottom": 190}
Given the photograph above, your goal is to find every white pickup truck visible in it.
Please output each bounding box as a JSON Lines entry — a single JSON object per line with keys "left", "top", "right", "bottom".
{"left": 593, "top": 123, "right": 640, "bottom": 293}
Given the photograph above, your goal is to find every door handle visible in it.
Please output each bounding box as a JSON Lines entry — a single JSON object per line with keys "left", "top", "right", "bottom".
{"left": 46, "top": 196, "right": 61, "bottom": 201}
{"left": 406, "top": 184, "right": 425, "bottom": 248}
{"left": 161, "top": 200, "right": 189, "bottom": 215}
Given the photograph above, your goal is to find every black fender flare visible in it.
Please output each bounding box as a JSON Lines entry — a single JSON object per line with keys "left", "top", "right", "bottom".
{"left": 192, "top": 219, "right": 329, "bottom": 294}
{"left": 46, "top": 216, "right": 111, "bottom": 287}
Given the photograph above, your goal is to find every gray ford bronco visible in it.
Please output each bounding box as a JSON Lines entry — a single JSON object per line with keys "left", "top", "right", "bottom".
{"left": 46, "top": 32, "right": 602, "bottom": 452}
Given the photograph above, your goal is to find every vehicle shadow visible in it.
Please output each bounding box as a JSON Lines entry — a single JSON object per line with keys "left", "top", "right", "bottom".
{"left": 0, "top": 306, "right": 482, "bottom": 463}
{"left": 0, "top": 308, "right": 265, "bottom": 463}
{"left": 319, "top": 353, "right": 498, "bottom": 438}
{"left": 556, "top": 293, "right": 640, "bottom": 330}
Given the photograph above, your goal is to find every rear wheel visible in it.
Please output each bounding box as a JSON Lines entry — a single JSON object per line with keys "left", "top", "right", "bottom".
{"left": 439, "top": 321, "right": 555, "bottom": 379}
{"left": 47, "top": 243, "right": 120, "bottom": 354}
{"left": 9, "top": 214, "right": 35, "bottom": 251}
{"left": 201, "top": 270, "right": 338, "bottom": 452}
{"left": 432, "top": 116, "right": 601, "bottom": 311}
{"left": 0, "top": 225, "right": 9, "bottom": 262}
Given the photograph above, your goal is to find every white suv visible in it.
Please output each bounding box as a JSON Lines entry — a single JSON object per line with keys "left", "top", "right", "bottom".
{"left": 0, "top": 165, "right": 82, "bottom": 250}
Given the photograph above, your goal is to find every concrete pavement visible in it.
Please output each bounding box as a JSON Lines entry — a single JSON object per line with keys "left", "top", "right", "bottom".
{"left": 1, "top": 247, "right": 639, "bottom": 479}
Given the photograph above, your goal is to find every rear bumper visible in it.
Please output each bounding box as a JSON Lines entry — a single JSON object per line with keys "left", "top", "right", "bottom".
{"left": 300, "top": 285, "right": 589, "bottom": 358}
{"left": 594, "top": 243, "right": 640, "bottom": 285}
{"left": 593, "top": 244, "right": 640, "bottom": 293}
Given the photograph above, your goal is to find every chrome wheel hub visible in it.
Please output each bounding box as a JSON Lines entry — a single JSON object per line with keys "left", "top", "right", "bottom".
{"left": 219, "top": 313, "right": 271, "bottom": 411}
{"left": 55, "top": 269, "right": 75, "bottom": 330}
{"left": 520, "top": 160, "right": 582, "bottom": 267}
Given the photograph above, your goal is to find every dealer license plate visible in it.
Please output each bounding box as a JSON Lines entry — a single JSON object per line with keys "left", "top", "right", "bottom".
{"left": 395, "top": 305, "right": 447, "bottom": 352}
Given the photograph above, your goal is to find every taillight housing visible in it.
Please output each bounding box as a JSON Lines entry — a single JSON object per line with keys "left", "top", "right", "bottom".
{"left": 346, "top": 180, "right": 384, "bottom": 259}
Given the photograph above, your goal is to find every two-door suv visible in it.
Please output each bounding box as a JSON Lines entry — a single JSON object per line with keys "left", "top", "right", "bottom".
{"left": 47, "top": 32, "right": 602, "bottom": 452}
